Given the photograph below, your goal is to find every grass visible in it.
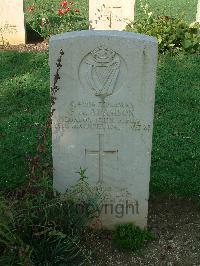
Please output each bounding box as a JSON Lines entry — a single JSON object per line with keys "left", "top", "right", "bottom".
{"left": 0, "top": 0, "right": 199, "bottom": 197}
{"left": 151, "top": 54, "right": 200, "bottom": 198}
{"left": 0, "top": 51, "right": 200, "bottom": 200}
{"left": 0, "top": 52, "right": 50, "bottom": 189}
{"left": 135, "top": 0, "right": 198, "bottom": 22}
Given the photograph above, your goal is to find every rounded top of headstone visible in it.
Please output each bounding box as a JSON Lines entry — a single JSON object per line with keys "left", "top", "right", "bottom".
{"left": 49, "top": 30, "right": 158, "bottom": 46}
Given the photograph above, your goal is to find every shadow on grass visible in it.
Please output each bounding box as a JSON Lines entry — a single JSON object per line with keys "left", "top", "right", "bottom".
{"left": 0, "top": 51, "right": 48, "bottom": 82}
{"left": 0, "top": 51, "right": 50, "bottom": 190}
{"left": 0, "top": 52, "right": 49, "bottom": 119}
{"left": 151, "top": 53, "right": 200, "bottom": 199}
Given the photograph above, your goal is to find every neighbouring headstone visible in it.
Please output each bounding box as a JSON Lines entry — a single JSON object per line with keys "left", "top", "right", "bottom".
{"left": 89, "top": 0, "right": 135, "bottom": 30}
{"left": 50, "top": 30, "right": 158, "bottom": 229}
{"left": 0, "top": 0, "right": 26, "bottom": 45}
{"left": 197, "top": 0, "right": 200, "bottom": 23}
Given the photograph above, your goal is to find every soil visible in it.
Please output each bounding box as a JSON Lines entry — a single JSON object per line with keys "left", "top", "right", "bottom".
{"left": 0, "top": 30, "right": 48, "bottom": 52}
{"left": 87, "top": 196, "right": 200, "bottom": 266}
{"left": 0, "top": 41, "right": 48, "bottom": 52}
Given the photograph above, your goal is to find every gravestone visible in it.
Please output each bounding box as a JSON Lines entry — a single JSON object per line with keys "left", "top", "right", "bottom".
{"left": 89, "top": 0, "right": 135, "bottom": 30}
{"left": 50, "top": 30, "right": 158, "bottom": 229}
{"left": 0, "top": 0, "right": 26, "bottom": 45}
{"left": 197, "top": 0, "right": 200, "bottom": 23}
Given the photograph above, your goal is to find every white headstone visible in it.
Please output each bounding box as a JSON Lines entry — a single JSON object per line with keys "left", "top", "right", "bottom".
{"left": 197, "top": 0, "right": 200, "bottom": 23}
{"left": 50, "top": 30, "right": 158, "bottom": 229}
{"left": 89, "top": 0, "right": 135, "bottom": 30}
{"left": 0, "top": 0, "right": 26, "bottom": 45}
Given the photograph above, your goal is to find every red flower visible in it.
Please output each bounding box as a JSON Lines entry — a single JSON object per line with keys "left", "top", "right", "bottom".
{"left": 65, "top": 7, "right": 71, "bottom": 13}
{"left": 74, "top": 8, "right": 80, "bottom": 13}
{"left": 27, "top": 6, "right": 34, "bottom": 12}
{"left": 60, "top": 1, "right": 68, "bottom": 7}
{"left": 58, "top": 9, "right": 64, "bottom": 16}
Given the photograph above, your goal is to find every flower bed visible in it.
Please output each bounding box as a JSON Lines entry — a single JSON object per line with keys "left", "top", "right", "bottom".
{"left": 25, "top": 0, "right": 88, "bottom": 39}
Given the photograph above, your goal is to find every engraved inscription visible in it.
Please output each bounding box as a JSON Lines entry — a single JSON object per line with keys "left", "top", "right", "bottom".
{"left": 0, "top": 24, "right": 17, "bottom": 44}
{"left": 53, "top": 101, "right": 151, "bottom": 132}
{"left": 0, "top": 24, "right": 17, "bottom": 34}
{"left": 102, "top": 187, "right": 138, "bottom": 205}
{"left": 0, "top": 0, "right": 25, "bottom": 45}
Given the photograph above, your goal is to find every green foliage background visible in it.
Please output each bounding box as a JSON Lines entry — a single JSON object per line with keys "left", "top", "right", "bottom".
{"left": 25, "top": 0, "right": 199, "bottom": 38}
{"left": 25, "top": 0, "right": 198, "bottom": 22}
{"left": 135, "top": 0, "right": 198, "bottom": 22}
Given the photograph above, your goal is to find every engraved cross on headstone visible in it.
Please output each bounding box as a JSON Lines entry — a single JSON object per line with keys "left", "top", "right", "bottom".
{"left": 109, "top": 6, "right": 122, "bottom": 28}
{"left": 85, "top": 134, "right": 118, "bottom": 183}
{"left": 97, "top": 5, "right": 122, "bottom": 29}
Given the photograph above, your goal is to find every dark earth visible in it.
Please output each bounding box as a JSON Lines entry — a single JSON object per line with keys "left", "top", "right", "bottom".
{"left": 0, "top": 31, "right": 48, "bottom": 52}
{"left": 0, "top": 41, "right": 48, "bottom": 52}
{"left": 87, "top": 196, "right": 200, "bottom": 266}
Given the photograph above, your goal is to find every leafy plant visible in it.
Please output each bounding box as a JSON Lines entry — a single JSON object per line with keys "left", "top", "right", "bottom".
{"left": 112, "top": 223, "right": 156, "bottom": 251}
{"left": 126, "top": 1, "right": 200, "bottom": 54}
{"left": 0, "top": 49, "right": 101, "bottom": 265}
{"left": 30, "top": 231, "right": 81, "bottom": 265}
{"left": 0, "top": 173, "right": 101, "bottom": 265}
{"left": 0, "top": 197, "right": 32, "bottom": 265}
{"left": 25, "top": 0, "right": 88, "bottom": 39}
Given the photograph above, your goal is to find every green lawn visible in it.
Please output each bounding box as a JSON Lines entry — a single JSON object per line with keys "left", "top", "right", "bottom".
{"left": 0, "top": 0, "right": 200, "bottom": 198}
{"left": 151, "top": 54, "right": 200, "bottom": 198}
{"left": 0, "top": 52, "right": 50, "bottom": 189}
{"left": 135, "top": 0, "right": 198, "bottom": 21}
{"left": 0, "top": 51, "right": 200, "bottom": 200}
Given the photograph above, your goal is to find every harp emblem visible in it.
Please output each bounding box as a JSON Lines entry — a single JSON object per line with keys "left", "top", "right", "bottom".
{"left": 86, "top": 46, "right": 121, "bottom": 102}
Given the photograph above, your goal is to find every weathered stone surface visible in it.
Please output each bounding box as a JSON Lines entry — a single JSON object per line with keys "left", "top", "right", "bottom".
{"left": 0, "top": 0, "right": 26, "bottom": 45}
{"left": 50, "top": 30, "right": 158, "bottom": 229}
{"left": 89, "top": 0, "right": 135, "bottom": 30}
